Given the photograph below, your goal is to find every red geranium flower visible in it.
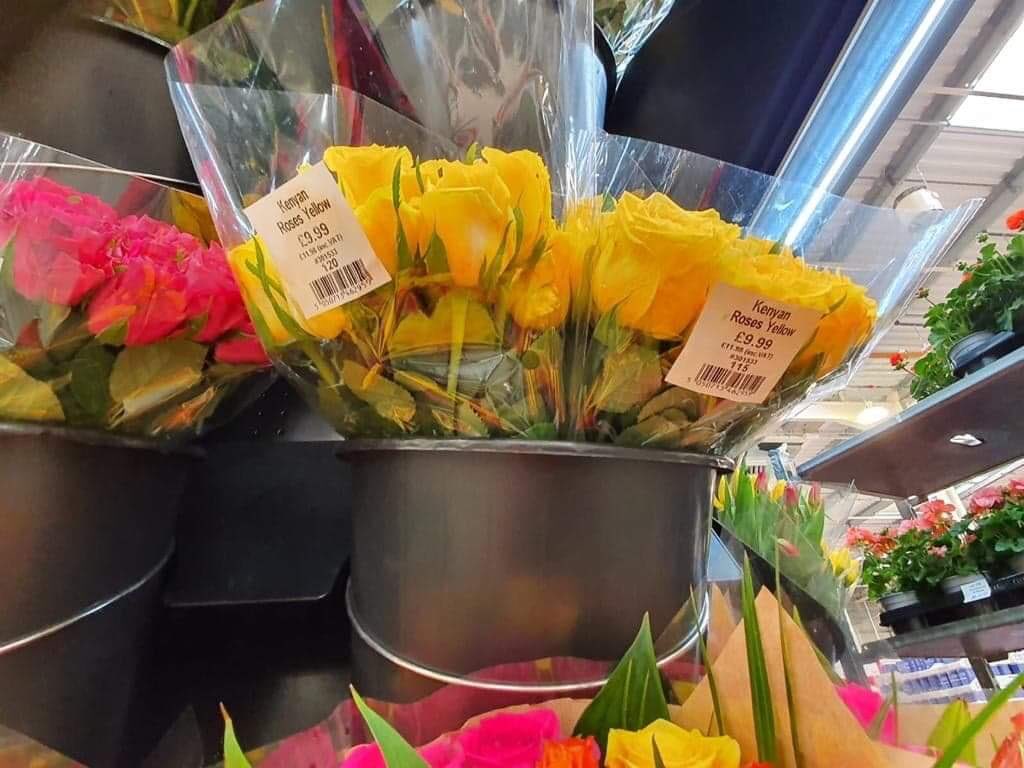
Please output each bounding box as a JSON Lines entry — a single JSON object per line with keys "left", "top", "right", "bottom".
{"left": 1007, "top": 208, "right": 1024, "bottom": 232}
{"left": 889, "top": 351, "right": 906, "bottom": 368}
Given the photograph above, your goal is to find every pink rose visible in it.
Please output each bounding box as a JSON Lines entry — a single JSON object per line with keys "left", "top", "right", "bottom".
{"left": 836, "top": 683, "right": 896, "bottom": 745}
{"left": 87, "top": 257, "right": 188, "bottom": 346}
{"left": 185, "top": 242, "right": 250, "bottom": 342}
{"left": 215, "top": 333, "right": 270, "bottom": 365}
{"left": 1, "top": 178, "right": 118, "bottom": 306}
{"left": 970, "top": 486, "right": 1005, "bottom": 515}
{"left": 456, "top": 709, "right": 561, "bottom": 768}
{"left": 342, "top": 737, "right": 463, "bottom": 768}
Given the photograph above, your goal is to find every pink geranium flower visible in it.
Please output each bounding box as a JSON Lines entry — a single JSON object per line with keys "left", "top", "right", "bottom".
{"left": 1009, "top": 478, "right": 1024, "bottom": 497}
{"left": 456, "top": 709, "right": 561, "bottom": 768}
{"left": 970, "top": 486, "right": 1005, "bottom": 516}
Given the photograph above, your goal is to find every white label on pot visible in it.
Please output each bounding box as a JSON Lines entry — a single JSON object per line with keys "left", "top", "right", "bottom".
{"left": 244, "top": 162, "right": 390, "bottom": 318}
{"left": 665, "top": 283, "right": 821, "bottom": 404}
{"left": 961, "top": 579, "right": 992, "bottom": 603}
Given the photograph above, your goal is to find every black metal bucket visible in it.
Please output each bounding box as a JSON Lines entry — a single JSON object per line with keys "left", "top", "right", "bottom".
{"left": 0, "top": 425, "right": 194, "bottom": 766}
{"left": 341, "top": 439, "right": 732, "bottom": 703}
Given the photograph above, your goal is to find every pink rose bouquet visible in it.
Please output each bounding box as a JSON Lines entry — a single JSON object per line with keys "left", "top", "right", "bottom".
{"left": 0, "top": 167, "right": 269, "bottom": 439}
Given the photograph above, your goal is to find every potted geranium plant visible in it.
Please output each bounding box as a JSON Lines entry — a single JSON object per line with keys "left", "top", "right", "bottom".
{"left": 848, "top": 500, "right": 989, "bottom": 632}
{"left": 962, "top": 479, "right": 1024, "bottom": 578}
{"left": 892, "top": 209, "right": 1024, "bottom": 399}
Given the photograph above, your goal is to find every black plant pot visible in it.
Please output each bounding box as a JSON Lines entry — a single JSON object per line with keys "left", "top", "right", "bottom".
{"left": 0, "top": 425, "right": 195, "bottom": 766}
{"left": 950, "top": 331, "right": 1024, "bottom": 379}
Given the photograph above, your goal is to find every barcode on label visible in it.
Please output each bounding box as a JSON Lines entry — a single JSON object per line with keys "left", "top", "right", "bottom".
{"left": 309, "top": 259, "right": 372, "bottom": 303}
{"left": 695, "top": 363, "right": 766, "bottom": 396}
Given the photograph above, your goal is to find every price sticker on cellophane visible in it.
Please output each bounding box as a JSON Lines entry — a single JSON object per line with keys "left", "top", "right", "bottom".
{"left": 244, "top": 162, "right": 391, "bottom": 318}
{"left": 666, "top": 283, "right": 821, "bottom": 404}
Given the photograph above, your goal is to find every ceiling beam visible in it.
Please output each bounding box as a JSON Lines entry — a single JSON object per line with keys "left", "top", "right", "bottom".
{"left": 946, "top": 151, "right": 1024, "bottom": 254}
{"left": 862, "top": 0, "right": 1024, "bottom": 206}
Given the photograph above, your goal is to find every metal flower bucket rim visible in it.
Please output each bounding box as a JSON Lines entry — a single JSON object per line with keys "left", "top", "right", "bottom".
{"left": 0, "top": 422, "right": 203, "bottom": 456}
{"left": 336, "top": 438, "right": 735, "bottom": 470}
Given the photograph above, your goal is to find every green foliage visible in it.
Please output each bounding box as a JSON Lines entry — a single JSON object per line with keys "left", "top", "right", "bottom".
{"left": 573, "top": 614, "right": 670, "bottom": 756}
{"left": 350, "top": 687, "right": 429, "bottom": 768}
{"left": 961, "top": 492, "right": 1024, "bottom": 571}
{"left": 858, "top": 528, "right": 975, "bottom": 602}
{"left": 909, "top": 232, "right": 1024, "bottom": 400}
{"left": 715, "top": 465, "right": 848, "bottom": 615}
{"left": 741, "top": 557, "right": 778, "bottom": 765}
{"left": 220, "top": 704, "right": 253, "bottom": 768}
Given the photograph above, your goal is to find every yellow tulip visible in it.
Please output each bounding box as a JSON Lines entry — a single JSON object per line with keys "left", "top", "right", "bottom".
{"left": 416, "top": 186, "right": 512, "bottom": 288}
{"left": 606, "top": 720, "right": 740, "bottom": 768}
{"left": 323, "top": 145, "right": 414, "bottom": 207}
{"left": 481, "top": 147, "right": 554, "bottom": 261}
{"left": 507, "top": 247, "right": 571, "bottom": 331}
{"left": 591, "top": 193, "right": 740, "bottom": 339}
{"left": 713, "top": 474, "right": 729, "bottom": 511}
{"left": 770, "top": 479, "right": 787, "bottom": 503}
{"left": 388, "top": 291, "right": 499, "bottom": 356}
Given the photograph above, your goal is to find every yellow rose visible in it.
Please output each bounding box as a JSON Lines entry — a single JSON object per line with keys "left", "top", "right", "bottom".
{"left": 228, "top": 238, "right": 349, "bottom": 343}
{"left": 717, "top": 243, "right": 877, "bottom": 375}
{"left": 481, "top": 148, "right": 554, "bottom": 261}
{"left": 507, "top": 247, "right": 571, "bottom": 331}
{"left": 416, "top": 186, "right": 512, "bottom": 288}
{"left": 354, "top": 188, "right": 421, "bottom": 275}
{"left": 323, "top": 145, "right": 414, "bottom": 207}
{"left": 228, "top": 238, "right": 294, "bottom": 346}
{"left": 591, "top": 193, "right": 740, "bottom": 339}
{"left": 606, "top": 720, "right": 740, "bottom": 768}
{"left": 388, "top": 291, "right": 499, "bottom": 356}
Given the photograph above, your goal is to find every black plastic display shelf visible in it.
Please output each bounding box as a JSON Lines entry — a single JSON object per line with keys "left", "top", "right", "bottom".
{"left": 798, "top": 346, "right": 1024, "bottom": 498}
{"left": 861, "top": 605, "right": 1024, "bottom": 662}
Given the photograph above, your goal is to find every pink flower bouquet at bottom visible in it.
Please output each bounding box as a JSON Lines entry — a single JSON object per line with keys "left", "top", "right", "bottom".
{"left": 0, "top": 144, "right": 270, "bottom": 439}
{"left": 221, "top": 582, "right": 1024, "bottom": 768}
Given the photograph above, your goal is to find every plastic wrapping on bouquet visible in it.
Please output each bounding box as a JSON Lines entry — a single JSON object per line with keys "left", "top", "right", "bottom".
{"left": 0, "top": 425, "right": 196, "bottom": 766}
{"left": 342, "top": 439, "right": 732, "bottom": 702}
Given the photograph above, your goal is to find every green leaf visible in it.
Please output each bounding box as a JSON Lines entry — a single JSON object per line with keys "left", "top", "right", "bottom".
{"left": 0, "top": 355, "right": 64, "bottom": 423}
{"left": 69, "top": 344, "right": 115, "bottom": 419}
{"left": 742, "top": 556, "right": 778, "bottom": 765}
{"left": 592, "top": 347, "right": 662, "bottom": 414}
{"left": 616, "top": 415, "right": 683, "bottom": 448}
{"left": 601, "top": 192, "right": 616, "bottom": 212}
{"left": 220, "top": 704, "right": 253, "bottom": 768}
{"left": 638, "top": 387, "right": 698, "bottom": 422}
{"left": 927, "top": 700, "right": 976, "bottom": 767}
{"left": 573, "top": 614, "right": 670, "bottom": 755}
{"left": 652, "top": 736, "right": 668, "bottom": 768}
{"left": 424, "top": 231, "right": 449, "bottom": 274}
{"left": 513, "top": 206, "right": 525, "bottom": 259}
{"left": 96, "top": 320, "right": 129, "bottom": 347}
{"left": 933, "top": 673, "right": 1024, "bottom": 768}
{"left": 775, "top": 550, "right": 804, "bottom": 768}
{"left": 692, "top": 588, "right": 724, "bottom": 737}
{"left": 342, "top": 360, "right": 416, "bottom": 426}
{"left": 523, "top": 422, "right": 557, "bottom": 440}
{"left": 464, "top": 142, "right": 481, "bottom": 164}
{"left": 38, "top": 303, "right": 72, "bottom": 347}
{"left": 109, "top": 339, "right": 206, "bottom": 420}
{"left": 350, "top": 687, "right": 429, "bottom": 768}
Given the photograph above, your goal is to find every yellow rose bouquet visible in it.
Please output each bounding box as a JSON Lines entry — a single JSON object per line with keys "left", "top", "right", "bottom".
{"left": 224, "top": 144, "right": 571, "bottom": 438}
{"left": 166, "top": 1, "right": 979, "bottom": 453}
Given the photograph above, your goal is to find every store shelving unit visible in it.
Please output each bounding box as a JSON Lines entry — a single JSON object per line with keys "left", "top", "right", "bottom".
{"left": 799, "top": 346, "right": 1024, "bottom": 499}
{"left": 799, "top": 347, "right": 1024, "bottom": 692}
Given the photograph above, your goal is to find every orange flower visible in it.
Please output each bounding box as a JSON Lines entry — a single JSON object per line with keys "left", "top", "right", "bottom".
{"left": 539, "top": 737, "right": 600, "bottom": 768}
{"left": 1006, "top": 208, "right": 1024, "bottom": 232}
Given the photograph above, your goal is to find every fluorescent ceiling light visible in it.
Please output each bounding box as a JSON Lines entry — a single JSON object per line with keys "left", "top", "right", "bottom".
{"left": 856, "top": 404, "right": 891, "bottom": 426}
{"left": 951, "top": 19, "right": 1024, "bottom": 131}
{"left": 783, "top": 0, "right": 953, "bottom": 245}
